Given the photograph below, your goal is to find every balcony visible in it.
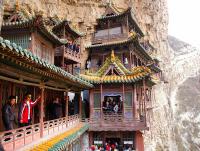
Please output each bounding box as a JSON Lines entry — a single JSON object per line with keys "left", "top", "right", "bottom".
{"left": 55, "top": 46, "right": 81, "bottom": 64}
{"left": 92, "top": 33, "right": 128, "bottom": 44}
{"left": 0, "top": 115, "right": 81, "bottom": 151}
{"left": 87, "top": 113, "right": 147, "bottom": 131}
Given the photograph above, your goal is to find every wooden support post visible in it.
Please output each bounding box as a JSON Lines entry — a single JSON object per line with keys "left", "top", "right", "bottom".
{"left": 40, "top": 86, "right": 44, "bottom": 138}
{"left": 79, "top": 92, "right": 82, "bottom": 118}
{"left": 122, "top": 83, "right": 125, "bottom": 117}
{"left": 133, "top": 84, "right": 137, "bottom": 119}
{"left": 143, "top": 79, "right": 147, "bottom": 124}
{"left": 65, "top": 91, "right": 69, "bottom": 117}
{"left": 100, "top": 84, "right": 103, "bottom": 119}
{"left": 89, "top": 89, "right": 94, "bottom": 118}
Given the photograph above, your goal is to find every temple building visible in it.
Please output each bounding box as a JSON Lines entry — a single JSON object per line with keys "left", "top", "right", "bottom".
{"left": 79, "top": 4, "right": 161, "bottom": 150}
{"left": 0, "top": 7, "right": 91, "bottom": 151}
{"left": 52, "top": 20, "right": 84, "bottom": 75}
{"left": 0, "top": 2, "right": 161, "bottom": 151}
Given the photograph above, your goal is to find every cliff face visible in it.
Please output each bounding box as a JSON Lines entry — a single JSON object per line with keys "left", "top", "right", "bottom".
{"left": 168, "top": 36, "right": 200, "bottom": 151}
{"left": 1, "top": 0, "right": 172, "bottom": 151}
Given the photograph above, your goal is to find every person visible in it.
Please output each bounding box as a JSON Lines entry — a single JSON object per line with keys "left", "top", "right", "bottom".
{"left": 18, "top": 93, "right": 41, "bottom": 127}
{"left": 2, "top": 96, "right": 16, "bottom": 131}
{"left": 113, "top": 102, "right": 119, "bottom": 113}
{"left": 52, "top": 97, "right": 62, "bottom": 119}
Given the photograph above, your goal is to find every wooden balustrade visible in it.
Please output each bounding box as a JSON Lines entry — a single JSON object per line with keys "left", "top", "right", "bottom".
{"left": 0, "top": 115, "right": 80, "bottom": 151}
{"left": 92, "top": 33, "right": 128, "bottom": 44}
{"left": 86, "top": 113, "right": 147, "bottom": 131}
{"left": 55, "top": 46, "right": 81, "bottom": 63}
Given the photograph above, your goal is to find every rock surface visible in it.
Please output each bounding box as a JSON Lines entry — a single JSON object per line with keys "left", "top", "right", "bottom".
{"left": 168, "top": 36, "right": 200, "bottom": 151}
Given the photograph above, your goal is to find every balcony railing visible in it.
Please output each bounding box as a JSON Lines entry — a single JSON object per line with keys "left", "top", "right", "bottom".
{"left": 92, "top": 33, "right": 128, "bottom": 44}
{"left": 0, "top": 115, "right": 80, "bottom": 151}
{"left": 55, "top": 46, "right": 81, "bottom": 63}
{"left": 87, "top": 113, "right": 147, "bottom": 131}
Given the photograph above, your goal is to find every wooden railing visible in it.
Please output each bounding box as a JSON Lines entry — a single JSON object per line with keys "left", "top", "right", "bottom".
{"left": 86, "top": 113, "right": 147, "bottom": 131}
{"left": 92, "top": 33, "right": 128, "bottom": 44}
{"left": 55, "top": 46, "right": 81, "bottom": 63}
{"left": 0, "top": 115, "right": 80, "bottom": 151}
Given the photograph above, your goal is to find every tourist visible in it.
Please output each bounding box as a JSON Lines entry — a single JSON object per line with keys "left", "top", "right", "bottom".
{"left": 52, "top": 97, "right": 62, "bottom": 119}
{"left": 2, "top": 96, "right": 16, "bottom": 131}
{"left": 18, "top": 93, "right": 41, "bottom": 127}
{"left": 113, "top": 102, "right": 119, "bottom": 113}
{"left": 106, "top": 143, "right": 111, "bottom": 151}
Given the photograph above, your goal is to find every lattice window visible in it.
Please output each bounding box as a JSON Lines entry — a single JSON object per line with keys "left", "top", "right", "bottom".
{"left": 4, "top": 34, "right": 30, "bottom": 49}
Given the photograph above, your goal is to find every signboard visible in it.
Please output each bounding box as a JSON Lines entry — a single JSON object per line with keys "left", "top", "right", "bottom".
{"left": 124, "top": 141, "right": 133, "bottom": 145}
{"left": 94, "top": 141, "right": 103, "bottom": 144}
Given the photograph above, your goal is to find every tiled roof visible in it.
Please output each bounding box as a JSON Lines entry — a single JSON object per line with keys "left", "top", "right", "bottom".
{"left": 0, "top": 37, "right": 93, "bottom": 88}
{"left": 2, "top": 16, "right": 67, "bottom": 46}
{"left": 79, "top": 51, "right": 151, "bottom": 84}
{"left": 52, "top": 20, "right": 85, "bottom": 37}
{"left": 86, "top": 34, "right": 152, "bottom": 61}
{"left": 29, "top": 123, "right": 89, "bottom": 151}
{"left": 85, "top": 34, "right": 137, "bottom": 48}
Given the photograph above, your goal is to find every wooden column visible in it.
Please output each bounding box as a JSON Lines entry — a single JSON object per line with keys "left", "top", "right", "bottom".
{"left": 133, "top": 84, "right": 137, "bottom": 119}
{"left": 100, "top": 84, "right": 103, "bottom": 119}
{"left": 122, "top": 83, "right": 125, "bottom": 117}
{"left": 65, "top": 91, "right": 69, "bottom": 117}
{"left": 79, "top": 92, "right": 82, "bottom": 118}
{"left": 143, "top": 79, "right": 147, "bottom": 124}
{"left": 89, "top": 89, "right": 94, "bottom": 118}
{"left": 129, "top": 51, "right": 132, "bottom": 68}
{"left": 40, "top": 86, "right": 44, "bottom": 138}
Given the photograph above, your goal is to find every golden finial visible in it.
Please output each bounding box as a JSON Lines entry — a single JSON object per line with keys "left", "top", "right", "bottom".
{"left": 111, "top": 50, "right": 115, "bottom": 62}
{"left": 15, "top": 0, "right": 20, "bottom": 11}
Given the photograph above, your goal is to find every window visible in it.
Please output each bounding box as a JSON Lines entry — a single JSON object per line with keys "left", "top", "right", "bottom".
{"left": 94, "top": 93, "right": 101, "bottom": 108}
{"left": 124, "top": 92, "right": 132, "bottom": 107}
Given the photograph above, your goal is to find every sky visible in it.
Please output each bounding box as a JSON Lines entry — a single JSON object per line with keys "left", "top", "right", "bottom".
{"left": 168, "top": 0, "right": 200, "bottom": 48}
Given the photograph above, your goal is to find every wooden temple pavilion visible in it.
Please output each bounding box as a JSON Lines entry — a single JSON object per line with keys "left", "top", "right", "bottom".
{"left": 80, "top": 4, "right": 161, "bottom": 151}
{"left": 53, "top": 20, "right": 84, "bottom": 75}
{"left": 0, "top": 9, "right": 92, "bottom": 151}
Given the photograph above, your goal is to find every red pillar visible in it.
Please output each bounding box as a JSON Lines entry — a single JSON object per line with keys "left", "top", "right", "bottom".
{"left": 40, "top": 87, "right": 44, "bottom": 138}
{"left": 79, "top": 92, "right": 82, "bottom": 118}
{"left": 65, "top": 91, "right": 69, "bottom": 117}
{"left": 135, "top": 131, "right": 144, "bottom": 151}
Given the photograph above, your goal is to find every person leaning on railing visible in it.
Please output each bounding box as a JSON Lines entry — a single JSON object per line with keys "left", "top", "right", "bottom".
{"left": 18, "top": 93, "right": 41, "bottom": 127}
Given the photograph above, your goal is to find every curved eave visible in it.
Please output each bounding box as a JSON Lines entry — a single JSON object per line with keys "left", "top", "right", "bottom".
{"left": 79, "top": 74, "right": 150, "bottom": 84}
{"left": 135, "top": 40, "right": 152, "bottom": 61}
{"left": 2, "top": 17, "right": 66, "bottom": 46}
{"left": 0, "top": 37, "right": 93, "bottom": 89}
{"left": 86, "top": 35, "right": 136, "bottom": 49}
{"left": 53, "top": 20, "right": 85, "bottom": 37}
{"left": 148, "top": 64, "right": 162, "bottom": 73}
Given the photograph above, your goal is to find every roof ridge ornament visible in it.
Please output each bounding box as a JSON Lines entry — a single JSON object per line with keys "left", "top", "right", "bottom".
{"left": 111, "top": 50, "right": 115, "bottom": 62}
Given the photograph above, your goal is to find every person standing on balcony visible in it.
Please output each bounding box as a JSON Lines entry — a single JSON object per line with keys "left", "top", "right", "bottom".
{"left": 2, "top": 95, "right": 16, "bottom": 131}
{"left": 52, "top": 97, "right": 62, "bottom": 119}
{"left": 18, "top": 93, "right": 41, "bottom": 127}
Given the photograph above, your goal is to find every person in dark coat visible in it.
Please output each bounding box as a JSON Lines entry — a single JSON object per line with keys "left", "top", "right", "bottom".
{"left": 2, "top": 96, "right": 16, "bottom": 131}
{"left": 52, "top": 97, "right": 62, "bottom": 119}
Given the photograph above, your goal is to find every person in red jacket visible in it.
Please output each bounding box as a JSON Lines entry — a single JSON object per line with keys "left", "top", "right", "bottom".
{"left": 18, "top": 93, "right": 41, "bottom": 127}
